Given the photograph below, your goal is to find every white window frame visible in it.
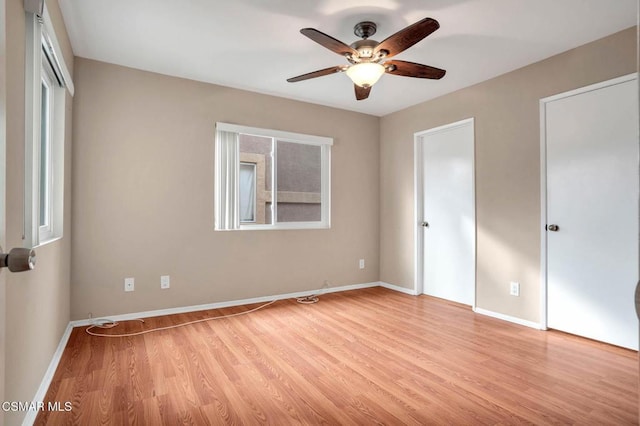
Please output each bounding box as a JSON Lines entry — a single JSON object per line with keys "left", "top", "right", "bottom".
{"left": 24, "top": 5, "right": 73, "bottom": 248}
{"left": 215, "top": 122, "right": 332, "bottom": 231}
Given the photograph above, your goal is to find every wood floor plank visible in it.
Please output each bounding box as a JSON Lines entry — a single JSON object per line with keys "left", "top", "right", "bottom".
{"left": 36, "top": 287, "right": 638, "bottom": 425}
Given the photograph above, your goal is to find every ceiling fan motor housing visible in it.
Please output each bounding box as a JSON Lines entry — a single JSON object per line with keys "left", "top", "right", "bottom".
{"left": 353, "top": 21, "right": 377, "bottom": 39}
{"left": 350, "top": 39, "right": 379, "bottom": 60}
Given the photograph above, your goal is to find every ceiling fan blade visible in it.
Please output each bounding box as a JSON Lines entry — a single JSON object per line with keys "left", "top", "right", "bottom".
{"left": 374, "top": 18, "right": 440, "bottom": 58}
{"left": 301, "top": 28, "right": 359, "bottom": 58}
{"left": 385, "top": 60, "right": 446, "bottom": 79}
{"left": 354, "top": 84, "right": 371, "bottom": 101}
{"left": 287, "top": 66, "right": 344, "bottom": 83}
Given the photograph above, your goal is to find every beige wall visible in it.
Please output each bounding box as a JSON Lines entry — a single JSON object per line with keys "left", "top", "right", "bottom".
{"left": 4, "top": 0, "right": 73, "bottom": 424}
{"left": 72, "top": 28, "right": 635, "bottom": 323}
{"left": 380, "top": 27, "right": 637, "bottom": 323}
{"left": 70, "top": 58, "right": 380, "bottom": 320}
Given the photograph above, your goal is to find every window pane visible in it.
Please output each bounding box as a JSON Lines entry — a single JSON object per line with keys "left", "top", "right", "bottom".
{"left": 39, "top": 81, "right": 50, "bottom": 228}
{"left": 239, "top": 134, "right": 273, "bottom": 224}
{"left": 239, "top": 163, "right": 256, "bottom": 222}
{"left": 276, "top": 141, "right": 321, "bottom": 222}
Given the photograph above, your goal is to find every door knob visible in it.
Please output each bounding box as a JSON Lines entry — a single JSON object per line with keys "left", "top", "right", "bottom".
{"left": 0, "top": 246, "right": 36, "bottom": 272}
{"left": 547, "top": 224, "right": 559, "bottom": 232}
{"left": 421, "top": 222, "right": 429, "bottom": 228}
{"left": 635, "top": 280, "right": 640, "bottom": 321}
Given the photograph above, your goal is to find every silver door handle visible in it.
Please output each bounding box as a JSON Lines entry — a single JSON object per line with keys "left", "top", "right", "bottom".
{"left": 635, "top": 280, "right": 640, "bottom": 321}
{"left": 421, "top": 222, "right": 429, "bottom": 228}
{"left": 0, "top": 247, "right": 36, "bottom": 272}
{"left": 547, "top": 224, "right": 559, "bottom": 232}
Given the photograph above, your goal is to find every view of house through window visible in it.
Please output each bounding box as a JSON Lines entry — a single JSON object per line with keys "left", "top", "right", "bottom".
{"left": 275, "top": 140, "right": 321, "bottom": 222}
{"left": 239, "top": 135, "right": 272, "bottom": 225}
{"left": 238, "top": 134, "right": 322, "bottom": 225}
{"left": 239, "top": 162, "right": 257, "bottom": 222}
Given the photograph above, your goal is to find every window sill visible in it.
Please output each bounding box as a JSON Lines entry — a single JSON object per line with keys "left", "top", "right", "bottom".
{"left": 214, "top": 222, "right": 331, "bottom": 231}
{"left": 35, "top": 236, "right": 62, "bottom": 248}
{"left": 241, "top": 223, "right": 330, "bottom": 231}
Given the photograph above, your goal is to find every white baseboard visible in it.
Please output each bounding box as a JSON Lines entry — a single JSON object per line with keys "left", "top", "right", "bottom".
{"left": 22, "top": 322, "right": 74, "bottom": 426}
{"left": 378, "top": 281, "right": 418, "bottom": 295}
{"left": 71, "top": 281, "right": 380, "bottom": 327}
{"left": 473, "top": 307, "right": 542, "bottom": 330}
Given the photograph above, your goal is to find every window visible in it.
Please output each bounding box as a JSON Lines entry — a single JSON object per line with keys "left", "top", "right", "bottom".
{"left": 215, "top": 123, "right": 332, "bottom": 230}
{"left": 23, "top": 6, "right": 73, "bottom": 247}
{"left": 38, "top": 54, "right": 56, "bottom": 240}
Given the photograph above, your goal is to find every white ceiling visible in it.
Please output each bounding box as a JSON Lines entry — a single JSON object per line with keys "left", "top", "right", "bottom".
{"left": 59, "top": 0, "right": 637, "bottom": 117}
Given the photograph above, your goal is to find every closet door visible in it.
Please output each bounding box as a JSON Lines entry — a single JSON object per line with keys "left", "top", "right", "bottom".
{"left": 420, "top": 119, "right": 475, "bottom": 305}
{"left": 544, "top": 76, "right": 638, "bottom": 350}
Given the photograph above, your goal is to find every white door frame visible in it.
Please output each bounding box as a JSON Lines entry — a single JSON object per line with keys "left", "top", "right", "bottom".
{"left": 414, "top": 117, "right": 476, "bottom": 309}
{"left": 539, "top": 72, "right": 639, "bottom": 330}
{"left": 0, "top": 0, "right": 6, "bottom": 416}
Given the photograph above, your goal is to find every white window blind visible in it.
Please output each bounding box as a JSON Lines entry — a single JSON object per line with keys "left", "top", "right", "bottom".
{"left": 214, "top": 129, "right": 240, "bottom": 231}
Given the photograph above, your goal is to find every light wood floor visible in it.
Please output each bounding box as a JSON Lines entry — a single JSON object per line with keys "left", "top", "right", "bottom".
{"left": 37, "top": 287, "right": 638, "bottom": 425}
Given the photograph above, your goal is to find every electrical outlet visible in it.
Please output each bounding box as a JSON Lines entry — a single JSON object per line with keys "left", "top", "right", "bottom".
{"left": 161, "top": 275, "right": 170, "bottom": 289}
{"left": 359, "top": 259, "right": 365, "bottom": 269}
{"left": 124, "top": 277, "right": 135, "bottom": 292}
{"left": 510, "top": 281, "right": 520, "bottom": 297}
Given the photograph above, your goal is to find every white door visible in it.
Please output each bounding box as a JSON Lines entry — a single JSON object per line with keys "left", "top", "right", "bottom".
{"left": 419, "top": 118, "right": 475, "bottom": 305}
{"left": 543, "top": 75, "right": 639, "bottom": 350}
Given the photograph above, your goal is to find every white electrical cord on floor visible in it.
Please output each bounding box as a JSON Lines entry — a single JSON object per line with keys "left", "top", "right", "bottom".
{"left": 86, "top": 283, "right": 328, "bottom": 338}
{"left": 85, "top": 300, "right": 277, "bottom": 338}
{"left": 296, "top": 295, "right": 319, "bottom": 304}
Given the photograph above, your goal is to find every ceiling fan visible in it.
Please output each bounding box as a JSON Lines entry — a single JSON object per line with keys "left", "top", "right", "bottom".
{"left": 287, "top": 17, "right": 446, "bottom": 101}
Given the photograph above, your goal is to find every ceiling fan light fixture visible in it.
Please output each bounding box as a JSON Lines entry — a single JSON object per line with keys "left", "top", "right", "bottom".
{"left": 346, "top": 62, "right": 385, "bottom": 88}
